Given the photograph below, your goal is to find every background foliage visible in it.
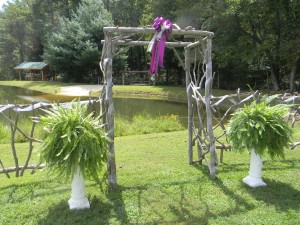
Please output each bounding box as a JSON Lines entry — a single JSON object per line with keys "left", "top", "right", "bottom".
{"left": 0, "top": 0, "right": 299, "bottom": 90}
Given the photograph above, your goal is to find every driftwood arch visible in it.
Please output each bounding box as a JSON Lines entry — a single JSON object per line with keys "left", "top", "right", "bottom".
{"left": 100, "top": 26, "right": 216, "bottom": 189}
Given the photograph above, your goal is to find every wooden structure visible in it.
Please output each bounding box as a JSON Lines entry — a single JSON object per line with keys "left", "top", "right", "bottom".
{"left": 100, "top": 26, "right": 216, "bottom": 188}
{"left": 14, "top": 62, "right": 48, "bottom": 81}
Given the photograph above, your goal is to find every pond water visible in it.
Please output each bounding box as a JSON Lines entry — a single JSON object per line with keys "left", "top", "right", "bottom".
{"left": 0, "top": 85, "right": 188, "bottom": 125}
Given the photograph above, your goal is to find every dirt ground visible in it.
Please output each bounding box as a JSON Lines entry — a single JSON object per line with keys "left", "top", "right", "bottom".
{"left": 59, "top": 85, "right": 103, "bottom": 96}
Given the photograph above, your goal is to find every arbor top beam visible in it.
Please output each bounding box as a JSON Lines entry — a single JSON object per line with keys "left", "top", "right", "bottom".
{"left": 101, "top": 40, "right": 193, "bottom": 48}
{"left": 103, "top": 27, "right": 214, "bottom": 38}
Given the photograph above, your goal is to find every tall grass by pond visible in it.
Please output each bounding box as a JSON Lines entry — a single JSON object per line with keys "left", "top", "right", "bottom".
{"left": 0, "top": 120, "right": 46, "bottom": 144}
{"left": 0, "top": 113, "right": 184, "bottom": 144}
{"left": 115, "top": 113, "right": 184, "bottom": 136}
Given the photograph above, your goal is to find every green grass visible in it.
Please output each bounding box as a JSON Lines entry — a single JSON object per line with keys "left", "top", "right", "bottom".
{"left": 0, "top": 130, "right": 299, "bottom": 225}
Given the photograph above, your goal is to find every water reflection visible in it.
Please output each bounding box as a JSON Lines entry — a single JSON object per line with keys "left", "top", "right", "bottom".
{"left": 114, "top": 97, "right": 188, "bottom": 123}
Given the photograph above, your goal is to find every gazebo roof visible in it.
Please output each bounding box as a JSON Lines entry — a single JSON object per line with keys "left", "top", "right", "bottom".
{"left": 14, "top": 62, "right": 48, "bottom": 70}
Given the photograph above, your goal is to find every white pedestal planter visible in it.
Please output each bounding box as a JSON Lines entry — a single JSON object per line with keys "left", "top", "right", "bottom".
{"left": 68, "top": 169, "right": 90, "bottom": 210}
{"left": 243, "top": 149, "right": 267, "bottom": 188}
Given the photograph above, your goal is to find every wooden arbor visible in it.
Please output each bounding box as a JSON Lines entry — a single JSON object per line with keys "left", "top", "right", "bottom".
{"left": 100, "top": 26, "right": 216, "bottom": 189}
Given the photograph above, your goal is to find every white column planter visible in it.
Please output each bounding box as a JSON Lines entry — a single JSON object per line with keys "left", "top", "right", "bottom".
{"left": 243, "top": 149, "right": 267, "bottom": 188}
{"left": 68, "top": 169, "right": 90, "bottom": 210}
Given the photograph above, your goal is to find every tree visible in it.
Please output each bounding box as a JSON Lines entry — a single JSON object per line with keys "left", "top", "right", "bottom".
{"left": 0, "top": 0, "right": 32, "bottom": 79}
{"left": 210, "top": 0, "right": 300, "bottom": 91}
{"left": 43, "top": 0, "right": 113, "bottom": 82}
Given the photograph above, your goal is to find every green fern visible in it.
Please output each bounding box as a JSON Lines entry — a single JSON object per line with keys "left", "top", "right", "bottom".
{"left": 227, "top": 96, "right": 293, "bottom": 159}
{"left": 38, "top": 100, "right": 108, "bottom": 182}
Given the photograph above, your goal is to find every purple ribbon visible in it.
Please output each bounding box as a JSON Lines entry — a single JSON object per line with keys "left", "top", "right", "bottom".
{"left": 149, "top": 17, "right": 173, "bottom": 74}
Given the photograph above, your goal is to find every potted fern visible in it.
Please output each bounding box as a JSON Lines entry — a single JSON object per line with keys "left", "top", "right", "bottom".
{"left": 38, "top": 100, "right": 108, "bottom": 209}
{"left": 227, "top": 96, "right": 293, "bottom": 188}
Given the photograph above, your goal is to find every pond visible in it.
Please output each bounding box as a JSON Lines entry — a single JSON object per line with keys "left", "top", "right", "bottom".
{"left": 0, "top": 85, "right": 188, "bottom": 125}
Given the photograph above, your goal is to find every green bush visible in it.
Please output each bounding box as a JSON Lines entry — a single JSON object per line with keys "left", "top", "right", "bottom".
{"left": 227, "top": 96, "right": 293, "bottom": 159}
{"left": 38, "top": 101, "right": 108, "bottom": 182}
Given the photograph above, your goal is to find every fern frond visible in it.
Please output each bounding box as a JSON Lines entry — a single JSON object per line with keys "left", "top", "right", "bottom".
{"left": 38, "top": 99, "right": 108, "bottom": 182}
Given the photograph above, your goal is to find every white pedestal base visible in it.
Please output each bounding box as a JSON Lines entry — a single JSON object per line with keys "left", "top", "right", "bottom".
{"left": 243, "top": 175, "right": 266, "bottom": 188}
{"left": 243, "top": 149, "right": 267, "bottom": 188}
{"left": 68, "top": 169, "right": 90, "bottom": 210}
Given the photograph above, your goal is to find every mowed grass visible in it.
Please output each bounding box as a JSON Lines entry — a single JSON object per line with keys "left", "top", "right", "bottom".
{"left": 0, "top": 130, "right": 299, "bottom": 225}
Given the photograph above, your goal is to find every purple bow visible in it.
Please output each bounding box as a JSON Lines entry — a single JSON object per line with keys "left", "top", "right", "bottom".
{"left": 149, "top": 17, "right": 173, "bottom": 74}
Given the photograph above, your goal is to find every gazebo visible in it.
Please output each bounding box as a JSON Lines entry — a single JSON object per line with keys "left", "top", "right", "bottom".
{"left": 14, "top": 62, "right": 48, "bottom": 81}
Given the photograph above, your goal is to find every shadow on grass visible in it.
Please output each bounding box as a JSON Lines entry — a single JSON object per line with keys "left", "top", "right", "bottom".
{"left": 0, "top": 180, "right": 69, "bottom": 204}
{"left": 245, "top": 179, "right": 300, "bottom": 211}
{"left": 106, "top": 186, "right": 129, "bottom": 225}
{"left": 38, "top": 197, "right": 114, "bottom": 225}
{"left": 167, "top": 178, "right": 255, "bottom": 223}
{"left": 39, "top": 185, "right": 131, "bottom": 225}
{"left": 112, "top": 180, "right": 254, "bottom": 224}
{"left": 118, "top": 182, "right": 208, "bottom": 224}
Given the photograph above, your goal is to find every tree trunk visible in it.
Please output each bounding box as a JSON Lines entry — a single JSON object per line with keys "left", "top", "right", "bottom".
{"left": 289, "top": 57, "right": 299, "bottom": 93}
{"left": 243, "top": 149, "right": 267, "bottom": 188}
{"left": 270, "top": 63, "right": 280, "bottom": 91}
{"left": 68, "top": 169, "right": 90, "bottom": 210}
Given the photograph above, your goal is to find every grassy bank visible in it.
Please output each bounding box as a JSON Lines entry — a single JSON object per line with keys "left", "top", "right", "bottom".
{"left": 0, "top": 130, "right": 299, "bottom": 224}
{"left": 0, "top": 81, "right": 189, "bottom": 101}
{"left": 0, "top": 81, "right": 235, "bottom": 102}
{"left": 0, "top": 81, "right": 68, "bottom": 95}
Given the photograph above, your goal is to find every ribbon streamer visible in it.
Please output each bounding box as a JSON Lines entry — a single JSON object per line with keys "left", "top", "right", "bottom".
{"left": 148, "top": 17, "right": 173, "bottom": 74}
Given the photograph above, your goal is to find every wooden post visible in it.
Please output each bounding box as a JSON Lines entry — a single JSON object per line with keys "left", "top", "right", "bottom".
{"left": 204, "top": 38, "right": 217, "bottom": 178}
{"left": 19, "top": 71, "right": 21, "bottom": 81}
{"left": 41, "top": 70, "right": 44, "bottom": 81}
{"left": 103, "top": 31, "right": 117, "bottom": 190}
{"left": 185, "top": 47, "right": 193, "bottom": 164}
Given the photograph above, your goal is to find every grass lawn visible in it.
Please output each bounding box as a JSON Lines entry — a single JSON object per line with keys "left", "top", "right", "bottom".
{"left": 0, "top": 130, "right": 299, "bottom": 225}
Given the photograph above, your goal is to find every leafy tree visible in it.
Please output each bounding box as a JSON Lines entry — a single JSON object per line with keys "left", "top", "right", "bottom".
{"left": 43, "top": 0, "right": 113, "bottom": 82}
{"left": 0, "top": 0, "right": 83, "bottom": 80}
{"left": 0, "top": 0, "right": 32, "bottom": 79}
{"left": 210, "top": 0, "right": 300, "bottom": 91}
